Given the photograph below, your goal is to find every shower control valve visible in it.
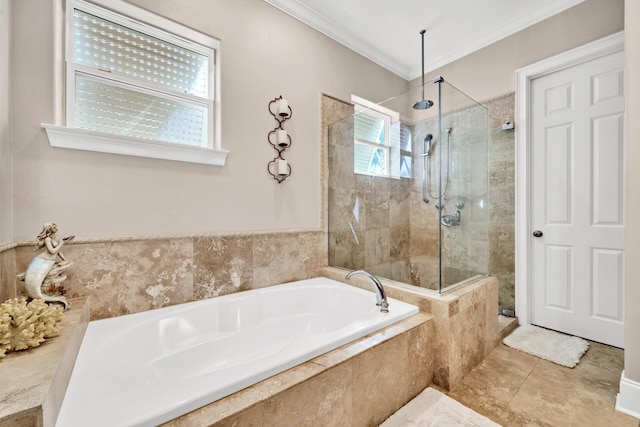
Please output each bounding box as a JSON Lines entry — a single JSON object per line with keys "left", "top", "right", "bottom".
{"left": 441, "top": 210, "right": 461, "bottom": 227}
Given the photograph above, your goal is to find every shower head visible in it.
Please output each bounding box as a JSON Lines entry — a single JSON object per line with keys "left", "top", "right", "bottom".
{"left": 413, "top": 29, "right": 434, "bottom": 110}
{"left": 413, "top": 99, "right": 434, "bottom": 110}
{"left": 424, "top": 133, "right": 434, "bottom": 156}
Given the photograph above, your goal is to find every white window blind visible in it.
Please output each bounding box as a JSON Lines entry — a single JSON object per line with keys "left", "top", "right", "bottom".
{"left": 351, "top": 96, "right": 405, "bottom": 179}
{"left": 353, "top": 108, "right": 390, "bottom": 176}
{"left": 75, "top": 75, "right": 208, "bottom": 146}
{"left": 72, "top": 9, "right": 209, "bottom": 97}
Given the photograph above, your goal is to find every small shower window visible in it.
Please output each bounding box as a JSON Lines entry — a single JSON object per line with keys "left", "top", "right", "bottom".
{"left": 352, "top": 96, "right": 404, "bottom": 178}
{"left": 353, "top": 108, "right": 390, "bottom": 176}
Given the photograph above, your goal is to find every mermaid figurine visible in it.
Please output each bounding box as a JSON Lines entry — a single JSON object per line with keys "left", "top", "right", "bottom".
{"left": 19, "top": 223, "right": 74, "bottom": 309}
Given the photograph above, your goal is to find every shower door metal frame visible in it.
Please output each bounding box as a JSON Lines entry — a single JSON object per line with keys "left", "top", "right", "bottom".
{"left": 436, "top": 77, "right": 444, "bottom": 291}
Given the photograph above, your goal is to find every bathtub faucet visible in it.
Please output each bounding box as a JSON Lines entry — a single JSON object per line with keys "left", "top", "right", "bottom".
{"left": 346, "top": 270, "right": 389, "bottom": 313}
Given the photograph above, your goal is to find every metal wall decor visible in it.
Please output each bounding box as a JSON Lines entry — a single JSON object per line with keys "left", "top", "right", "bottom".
{"left": 267, "top": 95, "right": 292, "bottom": 183}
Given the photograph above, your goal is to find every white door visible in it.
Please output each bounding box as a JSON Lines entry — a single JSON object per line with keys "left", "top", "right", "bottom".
{"left": 529, "top": 49, "right": 625, "bottom": 348}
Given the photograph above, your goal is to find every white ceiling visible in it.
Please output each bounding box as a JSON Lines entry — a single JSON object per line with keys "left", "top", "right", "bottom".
{"left": 264, "top": 0, "right": 585, "bottom": 80}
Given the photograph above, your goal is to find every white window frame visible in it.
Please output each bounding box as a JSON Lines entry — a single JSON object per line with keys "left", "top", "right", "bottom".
{"left": 353, "top": 106, "right": 391, "bottom": 177}
{"left": 351, "top": 95, "right": 401, "bottom": 178}
{"left": 398, "top": 123, "right": 412, "bottom": 179}
{"left": 43, "top": 0, "right": 227, "bottom": 166}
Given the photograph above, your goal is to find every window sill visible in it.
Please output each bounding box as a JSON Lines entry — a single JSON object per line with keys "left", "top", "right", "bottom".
{"left": 42, "top": 124, "right": 228, "bottom": 166}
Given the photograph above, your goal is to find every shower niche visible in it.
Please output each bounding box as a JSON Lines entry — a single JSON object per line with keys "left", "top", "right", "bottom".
{"left": 327, "top": 77, "right": 489, "bottom": 293}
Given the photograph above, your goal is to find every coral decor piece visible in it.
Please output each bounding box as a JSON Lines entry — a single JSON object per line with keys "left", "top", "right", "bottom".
{"left": 0, "top": 298, "right": 64, "bottom": 359}
{"left": 17, "top": 222, "right": 74, "bottom": 309}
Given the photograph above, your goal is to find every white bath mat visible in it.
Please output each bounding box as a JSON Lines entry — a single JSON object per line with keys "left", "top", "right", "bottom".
{"left": 380, "top": 388, "right": 501, "bottom": 427}
{"left": 503, "top": 324, "right": 589, "bottom": 368}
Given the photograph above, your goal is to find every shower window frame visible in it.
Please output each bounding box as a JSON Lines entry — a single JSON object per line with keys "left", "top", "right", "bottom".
{"left": 351, "top": 95, "right": 403, "bottom": 178}
{"left": 353, "top": 106, "right": 391, "bottom": 177}
{"left": 399, "top": 123, "right": 412, "bottom": 178}
{"left": 43, "top": 0, "right": 227, "bottom": 166}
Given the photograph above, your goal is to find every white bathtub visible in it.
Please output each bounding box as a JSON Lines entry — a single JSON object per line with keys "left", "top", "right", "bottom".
{"left": 56, "top": 277, "right": 419, "bottom": 426}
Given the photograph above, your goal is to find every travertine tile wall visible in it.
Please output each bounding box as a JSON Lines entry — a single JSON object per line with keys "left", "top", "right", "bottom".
{"left": 486, "top": 94, "right": 516, "bottom": 313}
{"left": 413, "top": 93, "right": 516, "bottom": 311}
{"left": 323, "top": 267, "right": 498, "bottom": 390}
{"left": 411, "top": 103, "right": 490, "bottom": 289}
{"left": 434, "top": 277, "right": 499, "bottom": 389}
{"left": 327, "top": 98, "right": 417, "bottom": 286}
{"left": 328, "top": 97, "right": 492, "bottom": 291}
{"left": 3, "top": 231, "right": 326, "bottom": 320}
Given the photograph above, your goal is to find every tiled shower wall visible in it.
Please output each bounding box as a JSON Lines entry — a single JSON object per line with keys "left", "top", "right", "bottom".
{"left": 327, "top": 107, "right": 414, "bottom": 284}
{"left": 329, "top": 104, "right": 490, "bottom": 292}
{"left": 411, "top": 104, "right": 490, "bottom": 290}
{"left": 0, "top": 231, "right": 326, "bottom": 320}
{"left": 487, "top": 94, "right": 516, "bottom": 313}
{"left": 327, "top": 93, "right": 516, "bottom": 312}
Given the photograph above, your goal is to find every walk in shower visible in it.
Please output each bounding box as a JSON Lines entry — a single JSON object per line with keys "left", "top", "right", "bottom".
{"left": 328, "top": 77, "right": 489, "bottom": 293}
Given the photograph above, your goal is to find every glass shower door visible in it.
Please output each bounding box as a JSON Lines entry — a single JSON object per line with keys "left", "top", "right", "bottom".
{"left": 438, "top": 81, "right": 489, "bottom": 291}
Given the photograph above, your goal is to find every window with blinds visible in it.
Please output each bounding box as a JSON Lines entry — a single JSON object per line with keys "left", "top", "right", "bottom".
{"left": 66, "top": 0, "right": 217, "bottom": 151}
{"left": 351, "top": 99, "right": 408, "bottom": 179}
{"left": 353, "top": 108, "right": 390, "bottom": 176}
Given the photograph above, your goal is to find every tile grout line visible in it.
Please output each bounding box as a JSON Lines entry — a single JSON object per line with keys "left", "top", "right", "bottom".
{"left": 504, "top": 356, "right": 542, "bottom": 409}
{"left": 484, "top": 355, "right": 543, "bottom": 425}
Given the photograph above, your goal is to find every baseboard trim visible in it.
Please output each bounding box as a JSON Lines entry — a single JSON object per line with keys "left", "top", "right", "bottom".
{"left": 616, "top": 371, "right": 640, "bottom": 419}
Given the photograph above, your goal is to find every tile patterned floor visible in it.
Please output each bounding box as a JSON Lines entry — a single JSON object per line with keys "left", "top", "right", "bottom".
{"left": 444, "top": 341, "right": 640, "bottom": 427}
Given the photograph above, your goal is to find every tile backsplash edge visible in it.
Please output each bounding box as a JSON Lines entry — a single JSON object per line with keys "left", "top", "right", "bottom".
{"left": 2, "top": 229, "right": 328, "bottom": 320}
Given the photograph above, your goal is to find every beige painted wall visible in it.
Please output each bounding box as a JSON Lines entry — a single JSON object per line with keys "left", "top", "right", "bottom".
{"left": 9, "top": 0, "right": 408, "bottom": 240}
{"left": 624, "top": 0, "right": 640, "bottom": 382}
{"left": 0, "top": 0, "right": 12, "bottom": 245}
{"left": 409, "top": 0, "right": 624, "bottom": 103}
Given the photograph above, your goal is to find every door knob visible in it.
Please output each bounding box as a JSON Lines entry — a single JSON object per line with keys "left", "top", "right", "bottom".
{"left": 532, "top": 230, "right": 543, "bottom": 238}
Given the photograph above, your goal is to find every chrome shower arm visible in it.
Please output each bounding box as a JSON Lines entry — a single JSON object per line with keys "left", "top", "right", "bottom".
{"left": 419, "top": 29, "right": 425, "bottom": 101}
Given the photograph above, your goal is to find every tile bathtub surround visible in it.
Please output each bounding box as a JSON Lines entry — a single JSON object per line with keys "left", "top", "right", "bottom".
{"left": 163, "top": 312, "right": 433, "bottom": 427}
{"left": 0, "top": 298, "right": 90, "bottom": 427}
{"left": 322, "top": 267, "right": 499, "bottom": 391}
{"left": 7, "top": 230, "right": 327, "bottom": 321}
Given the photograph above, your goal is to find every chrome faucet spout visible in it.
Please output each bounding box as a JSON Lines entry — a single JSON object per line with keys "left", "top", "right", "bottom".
{"left": 346, "top": 270, "right": 389, "bottom": 313}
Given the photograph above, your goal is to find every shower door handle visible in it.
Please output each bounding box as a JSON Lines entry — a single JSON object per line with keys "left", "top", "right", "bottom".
{"left": 532, "top": 230, "right": 543, "bottom": 238}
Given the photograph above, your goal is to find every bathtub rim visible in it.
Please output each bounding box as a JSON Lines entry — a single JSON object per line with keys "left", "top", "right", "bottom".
{"left": 56, "top": 277, "right": 422, "bottom": 427}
